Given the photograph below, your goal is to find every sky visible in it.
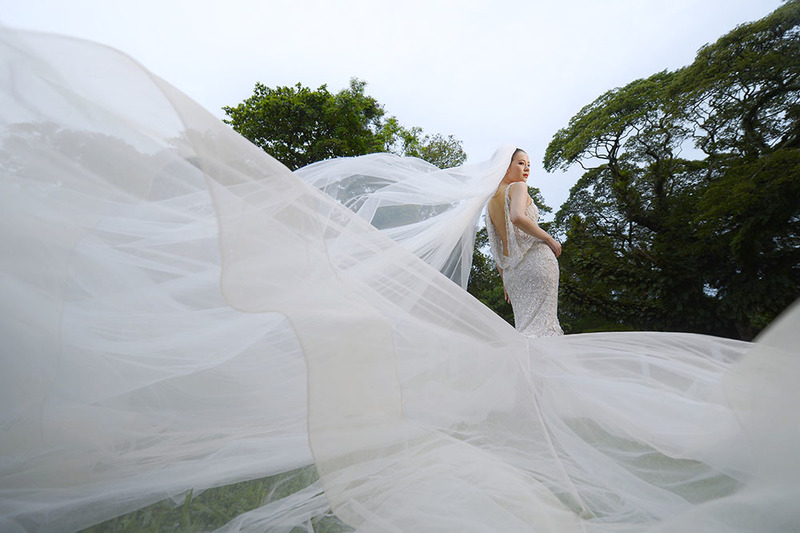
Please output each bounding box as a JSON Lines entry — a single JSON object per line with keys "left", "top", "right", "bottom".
{"left": 0, "top": 0, "right": 784, "bottom": 215}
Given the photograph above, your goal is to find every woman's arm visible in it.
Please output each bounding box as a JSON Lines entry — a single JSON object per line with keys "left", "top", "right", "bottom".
{"left": 496, "top": 264, "right": 510, "bottom": 303}
{"left": 508, "top": 182, "right": 562, "bottom": 258}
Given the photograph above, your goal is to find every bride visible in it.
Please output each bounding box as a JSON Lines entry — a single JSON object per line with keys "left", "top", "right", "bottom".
{"left": 1, "top": 28, "right": 798, "bottom": 533}
{"left": 486, "top": 148, "right": 564, "bottom": 338}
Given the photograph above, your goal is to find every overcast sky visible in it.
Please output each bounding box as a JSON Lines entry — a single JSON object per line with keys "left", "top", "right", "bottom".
{"left": 1, "top": 0, "right": 784, "bottom": 213}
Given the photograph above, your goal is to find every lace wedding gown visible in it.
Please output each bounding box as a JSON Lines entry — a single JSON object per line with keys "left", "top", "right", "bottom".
{"left": 1, "top": 29, "right": 799, "bottom": 533}
{"left": 486, "top": 186, "right": 563, "bottom": 337}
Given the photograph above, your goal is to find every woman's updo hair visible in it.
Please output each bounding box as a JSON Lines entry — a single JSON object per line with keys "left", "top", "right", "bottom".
{"left": 511, "top": 148, "right": 527, "bottom": 162}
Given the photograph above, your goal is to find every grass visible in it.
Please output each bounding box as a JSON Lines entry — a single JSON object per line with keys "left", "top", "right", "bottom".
{"left": 81, "top": 467, "right": 353, "bottom": 533}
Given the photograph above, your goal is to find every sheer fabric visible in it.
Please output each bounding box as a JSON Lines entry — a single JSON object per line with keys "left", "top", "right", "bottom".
{"left": 1, "top": 29, "right": 799, "bottom": 533}
{"left": 294, "top": 148, "right": 515, "bottom": 289}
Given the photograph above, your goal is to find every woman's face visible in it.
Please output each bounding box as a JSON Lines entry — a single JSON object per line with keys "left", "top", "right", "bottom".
{"left": 506, "top": 151, "right": 530, "bottom": 182}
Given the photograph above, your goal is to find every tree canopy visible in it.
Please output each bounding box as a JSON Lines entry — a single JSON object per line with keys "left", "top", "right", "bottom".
{"left": 545, "top": 0, "right": 800, "bottom": 339}
{"left": 223, "top": 78, "right": 466, "bottom": 170}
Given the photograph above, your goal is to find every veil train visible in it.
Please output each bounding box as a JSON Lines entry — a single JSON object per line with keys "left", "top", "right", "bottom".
{"left": 1, "top": 28, "right": 798, "bottom": 533}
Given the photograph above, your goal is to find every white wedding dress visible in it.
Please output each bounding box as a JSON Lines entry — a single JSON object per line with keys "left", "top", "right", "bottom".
{"left": 486, "top": 186, "right": 563, "bottom": 337}
{"left": 1, "top": 29, "right": 799, "bottom": 533}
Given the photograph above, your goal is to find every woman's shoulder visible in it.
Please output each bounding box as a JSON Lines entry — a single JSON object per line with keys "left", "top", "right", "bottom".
{"left": 508, "top": 181, "right": 527, "bottom": 195}
{"left": 508, "top": 182, "right": 532, "bottom": 206}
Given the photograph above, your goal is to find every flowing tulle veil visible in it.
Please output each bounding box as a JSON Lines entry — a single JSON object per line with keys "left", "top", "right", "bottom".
{"left": 1, "top": 28, "right": 798, "bottom": 533}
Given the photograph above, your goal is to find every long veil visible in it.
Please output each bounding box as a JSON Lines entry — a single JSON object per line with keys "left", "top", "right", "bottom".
{"left": 1, "top": 29, "right": 798, "bottom": 533}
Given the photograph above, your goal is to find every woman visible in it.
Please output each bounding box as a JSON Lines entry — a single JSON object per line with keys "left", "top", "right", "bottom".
{"left": 486, "top": 148, "right": 564, "bottom": 337}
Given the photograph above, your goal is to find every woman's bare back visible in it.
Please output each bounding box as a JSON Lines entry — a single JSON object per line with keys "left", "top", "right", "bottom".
{"left": 487, "top": 184, "right": 531, "bottom": 258}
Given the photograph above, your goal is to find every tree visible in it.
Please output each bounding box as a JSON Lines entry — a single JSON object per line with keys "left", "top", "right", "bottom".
{"left": 223, "top": 78, "right": 466, "bottom": 170}
{"left": 545, "top": 0, "right": 800, "bottom": 339}
{"left": 393, "top": 126, "right": 468, "bottom": 168}
{"left": 223, "top": 78, "right": 391, "bottom": 170}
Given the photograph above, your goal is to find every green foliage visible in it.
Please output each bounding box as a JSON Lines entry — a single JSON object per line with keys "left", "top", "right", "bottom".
{"left": 546, "top": 0, "right": 800, "bottom": 339}
{"left": 223, "top": 78, "right": 466, "bottom": 170}
{"left": 393, "top": 126, "right": 468, "bottom": 168}
{"left": 468, "top": 227, "right": 514, "bottom": 324}
{"left": 81, "top": 467, "right": 353, "bottom": 533}
{"left": 223, "top": 78, "right": 388, "bottom": 170}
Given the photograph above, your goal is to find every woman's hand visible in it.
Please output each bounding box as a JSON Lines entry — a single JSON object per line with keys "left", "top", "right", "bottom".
{"left": 548, "top": 239, "right": 562, "bottom": 258}
{"left": 504, "top": 285, "right": 510, "bottom": 303}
